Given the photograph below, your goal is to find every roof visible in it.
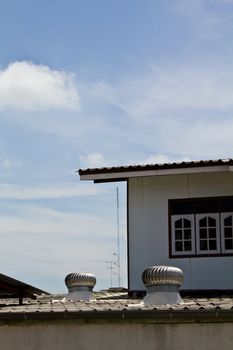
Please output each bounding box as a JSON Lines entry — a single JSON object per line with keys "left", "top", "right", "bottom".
{"left": 79, "top": 158, "right": 233, "bottom": 182}
{"left": 1, "top": 291, "right": 233, "bottom": 323}
{"left": 0, "top": 273, "right": 48, "bottom": 304}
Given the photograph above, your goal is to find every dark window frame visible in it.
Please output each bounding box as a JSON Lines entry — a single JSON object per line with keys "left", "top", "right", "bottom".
{"left": 168, "top": 196, "right": 233, "bottom": 258}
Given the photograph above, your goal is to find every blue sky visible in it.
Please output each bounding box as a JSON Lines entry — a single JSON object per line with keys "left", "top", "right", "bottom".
{"left": 1, "top": 0, "right": 233, "bottom": 292}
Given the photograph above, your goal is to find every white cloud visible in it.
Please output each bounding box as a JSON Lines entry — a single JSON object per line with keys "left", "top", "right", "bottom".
{"left": 0, "top": 61, "right": 80, "bottom": 110}
{"left": 82, "top": 80, "right": 116, "bottom": 105}
{"left": 165, "top": 118, "right": 233, "bottom": 158}
{"left": 79, "top": 152, "right": 107, "bottom": 168}
{"left": 0, "top": 183, "right": 103, "bottom": 200}
{"left": 115, "top": 65, "right": 233, "bottom": 119}
{"left": 97, "top": 61, "right": 233, "bottom": 160}
{"left": 139, "top": 154, "right": 191, "bottom": 165}
{"left": 1, "top": 158, "right": 21, "bottom": 169}
{"left": 0, "top": 205, "right": 113, "bottom": 237}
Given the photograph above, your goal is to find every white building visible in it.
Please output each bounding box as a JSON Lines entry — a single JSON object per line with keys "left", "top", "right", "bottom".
{"left": 79, "top": 158, "right": 233, "bottom": 292}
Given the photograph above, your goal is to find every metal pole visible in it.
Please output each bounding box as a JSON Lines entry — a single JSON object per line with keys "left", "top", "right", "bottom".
{"left": 116, "top": 187, "right": 121, "bottom": 287}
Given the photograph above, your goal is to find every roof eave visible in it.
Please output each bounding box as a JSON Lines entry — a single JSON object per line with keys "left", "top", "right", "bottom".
{"left": 80, "top": 165, "right": 233, "bottom": 182}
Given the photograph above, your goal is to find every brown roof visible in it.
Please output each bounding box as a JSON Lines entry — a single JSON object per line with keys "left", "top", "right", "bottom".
{"left": 79, "top": 158, "right": 233, "bottom": 177}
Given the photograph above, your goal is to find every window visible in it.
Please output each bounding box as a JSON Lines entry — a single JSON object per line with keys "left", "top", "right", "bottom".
{"left": 169, "top": 196, "right": 233, "bottom": 257}
{"left": 221, "top": 213, "right": 233, "bottom": 254}
{"left": 196, "top": 214, "right": 220, "bottom": 254}
{"left": 171, "top": 215, "right": 195, "bottom": 255}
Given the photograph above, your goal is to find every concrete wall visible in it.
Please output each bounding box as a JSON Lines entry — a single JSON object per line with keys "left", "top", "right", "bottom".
{"left": 1, "top": 322, "right": 233, "bottom": 350}
{"left": 128, "top": 171, "right": 233, "bottom": 290}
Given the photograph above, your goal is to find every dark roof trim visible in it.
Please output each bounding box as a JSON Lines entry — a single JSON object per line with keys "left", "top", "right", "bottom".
{"left": 0, "top": 273, "right": 48, "bottom": 300}
{"left": 94, "top": 178, "right": 128, "bottom": 184}
{"left": 79, "top": 158, "right": 233, "bottom": 179}
{"left": 0, "top": 308, "right": 233, "bottom": 323}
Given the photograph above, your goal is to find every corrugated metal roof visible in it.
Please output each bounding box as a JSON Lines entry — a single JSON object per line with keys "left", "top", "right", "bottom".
{"left": 1, "top": 292, "right": 233, "bottom": 322}
{"left": 79, "top": 158, "right": 233, "bottom": 178}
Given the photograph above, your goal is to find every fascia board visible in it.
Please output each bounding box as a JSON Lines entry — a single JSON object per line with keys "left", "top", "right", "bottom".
{"left": 80, "top": 165, "right": 230, "bottom": 181}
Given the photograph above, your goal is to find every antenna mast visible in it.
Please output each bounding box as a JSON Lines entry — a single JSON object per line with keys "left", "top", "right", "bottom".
{"left": 116, "top": 187, "right": 121, "bottom": 287}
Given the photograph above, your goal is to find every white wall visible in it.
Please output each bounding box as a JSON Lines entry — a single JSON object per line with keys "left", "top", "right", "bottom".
{"left": 128, "top": 172, "right": 233, "bottom": 290}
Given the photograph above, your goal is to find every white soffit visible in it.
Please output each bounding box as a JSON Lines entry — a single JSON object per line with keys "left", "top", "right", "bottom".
{"left": 80, "top": 165, "right": 231, "bottom": 181}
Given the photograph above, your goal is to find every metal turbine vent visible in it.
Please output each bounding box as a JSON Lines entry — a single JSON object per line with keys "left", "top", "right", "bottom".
{"left": 142, "top": 265, "right": 184, "bottom": 306}
{"left": 65, "top": 272, "right": 96, "bottom": 301}
{"left": 142, "top": 266, "right": 183, "bottom": 287}
{"left": 65, "top": 272, "right": 96, "bottom": 289}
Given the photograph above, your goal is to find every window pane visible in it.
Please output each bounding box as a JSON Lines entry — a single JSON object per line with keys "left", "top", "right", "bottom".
{"left": 209, "top": 228, "right": 216, "bottom": 238}
{"left": 209, "top": 240, "right": 217, "bottom": 250}
{"left": 225, "top": 239, "right": 233, "bottom": 250}
{"left": 224, "top": 215, "right": 232, "bottom": 226}
{"left": 175, "top": 242, "right": 183, "bottom": 252}
{"left": 175, "top": 219, "right": 182, "bottom": 228}
{"left": 199, "top": 218, "right": 207, "bottom": 227}
{"left": 224, "top": 227, "right": 232, "bottom": 238}
{"left": 200, "top": 228, "right": 207, "bottom": 239}
{"left": 208, "top": 217, "right": 216, "bottom": 227}
{"left": 175, "top": 230, "right": 182, "bottom": 240}
{"left": 184, "top": 241, "right": 192, "bottom": 251}
{"left": 184, "top": 229, "right": 191, "bottom": 239}
{"left": 200, "top": 240, "right": 207, "bottom": 250}
{"left": 172, "top": 215, "right": 194, "bottom": 255}
{"left": 183, "top": 219, "right": 191, "bottom": 228}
